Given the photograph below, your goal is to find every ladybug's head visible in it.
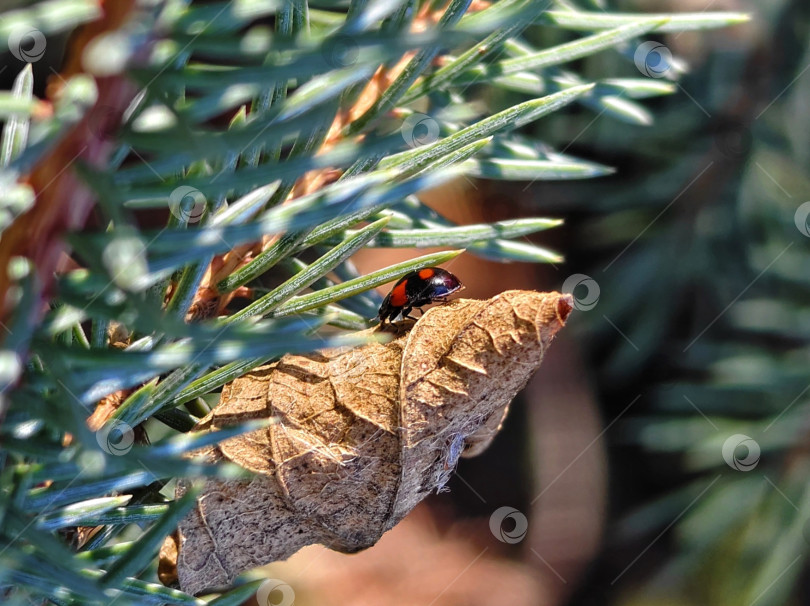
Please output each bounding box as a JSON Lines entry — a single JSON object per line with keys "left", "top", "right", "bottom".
{"left": 427, "top": 267, "right": 463, "bottom": 299}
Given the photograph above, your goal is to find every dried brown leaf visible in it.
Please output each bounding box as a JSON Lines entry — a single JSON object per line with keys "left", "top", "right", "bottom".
{"left": 171, "top": 290, "right": 573, "bottom": 594}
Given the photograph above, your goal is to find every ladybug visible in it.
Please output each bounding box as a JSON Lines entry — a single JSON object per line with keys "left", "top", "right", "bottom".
{"left": 378, "top": 267, "right": 463, "bottom": 324}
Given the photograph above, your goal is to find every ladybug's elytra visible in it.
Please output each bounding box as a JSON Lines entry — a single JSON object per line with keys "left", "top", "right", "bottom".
{"left": 378, "top": 267, "right": 463, "bottom": 324}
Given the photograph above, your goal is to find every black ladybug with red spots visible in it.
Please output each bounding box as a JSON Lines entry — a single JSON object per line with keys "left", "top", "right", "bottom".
{"left": 378, "top": 267, "right": 463, "bottom": 324}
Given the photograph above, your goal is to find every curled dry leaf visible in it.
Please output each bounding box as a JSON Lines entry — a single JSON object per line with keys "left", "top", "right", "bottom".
{"left": 170, "top": 290, "right": 573, "bottom": 594}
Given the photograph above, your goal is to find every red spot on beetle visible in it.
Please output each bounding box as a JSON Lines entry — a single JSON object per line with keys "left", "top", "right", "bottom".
{"left": 388, "top": 282, "right": 409, "bottom": 308}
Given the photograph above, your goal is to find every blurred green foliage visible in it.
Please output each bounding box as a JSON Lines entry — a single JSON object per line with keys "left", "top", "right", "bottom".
{"left": 533, "top": 1, "right": 810, "bottom": 604}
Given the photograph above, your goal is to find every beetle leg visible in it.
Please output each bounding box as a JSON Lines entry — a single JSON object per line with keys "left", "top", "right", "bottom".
{"left": 403, "top": 307, "right": 424, "bottom": 320}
